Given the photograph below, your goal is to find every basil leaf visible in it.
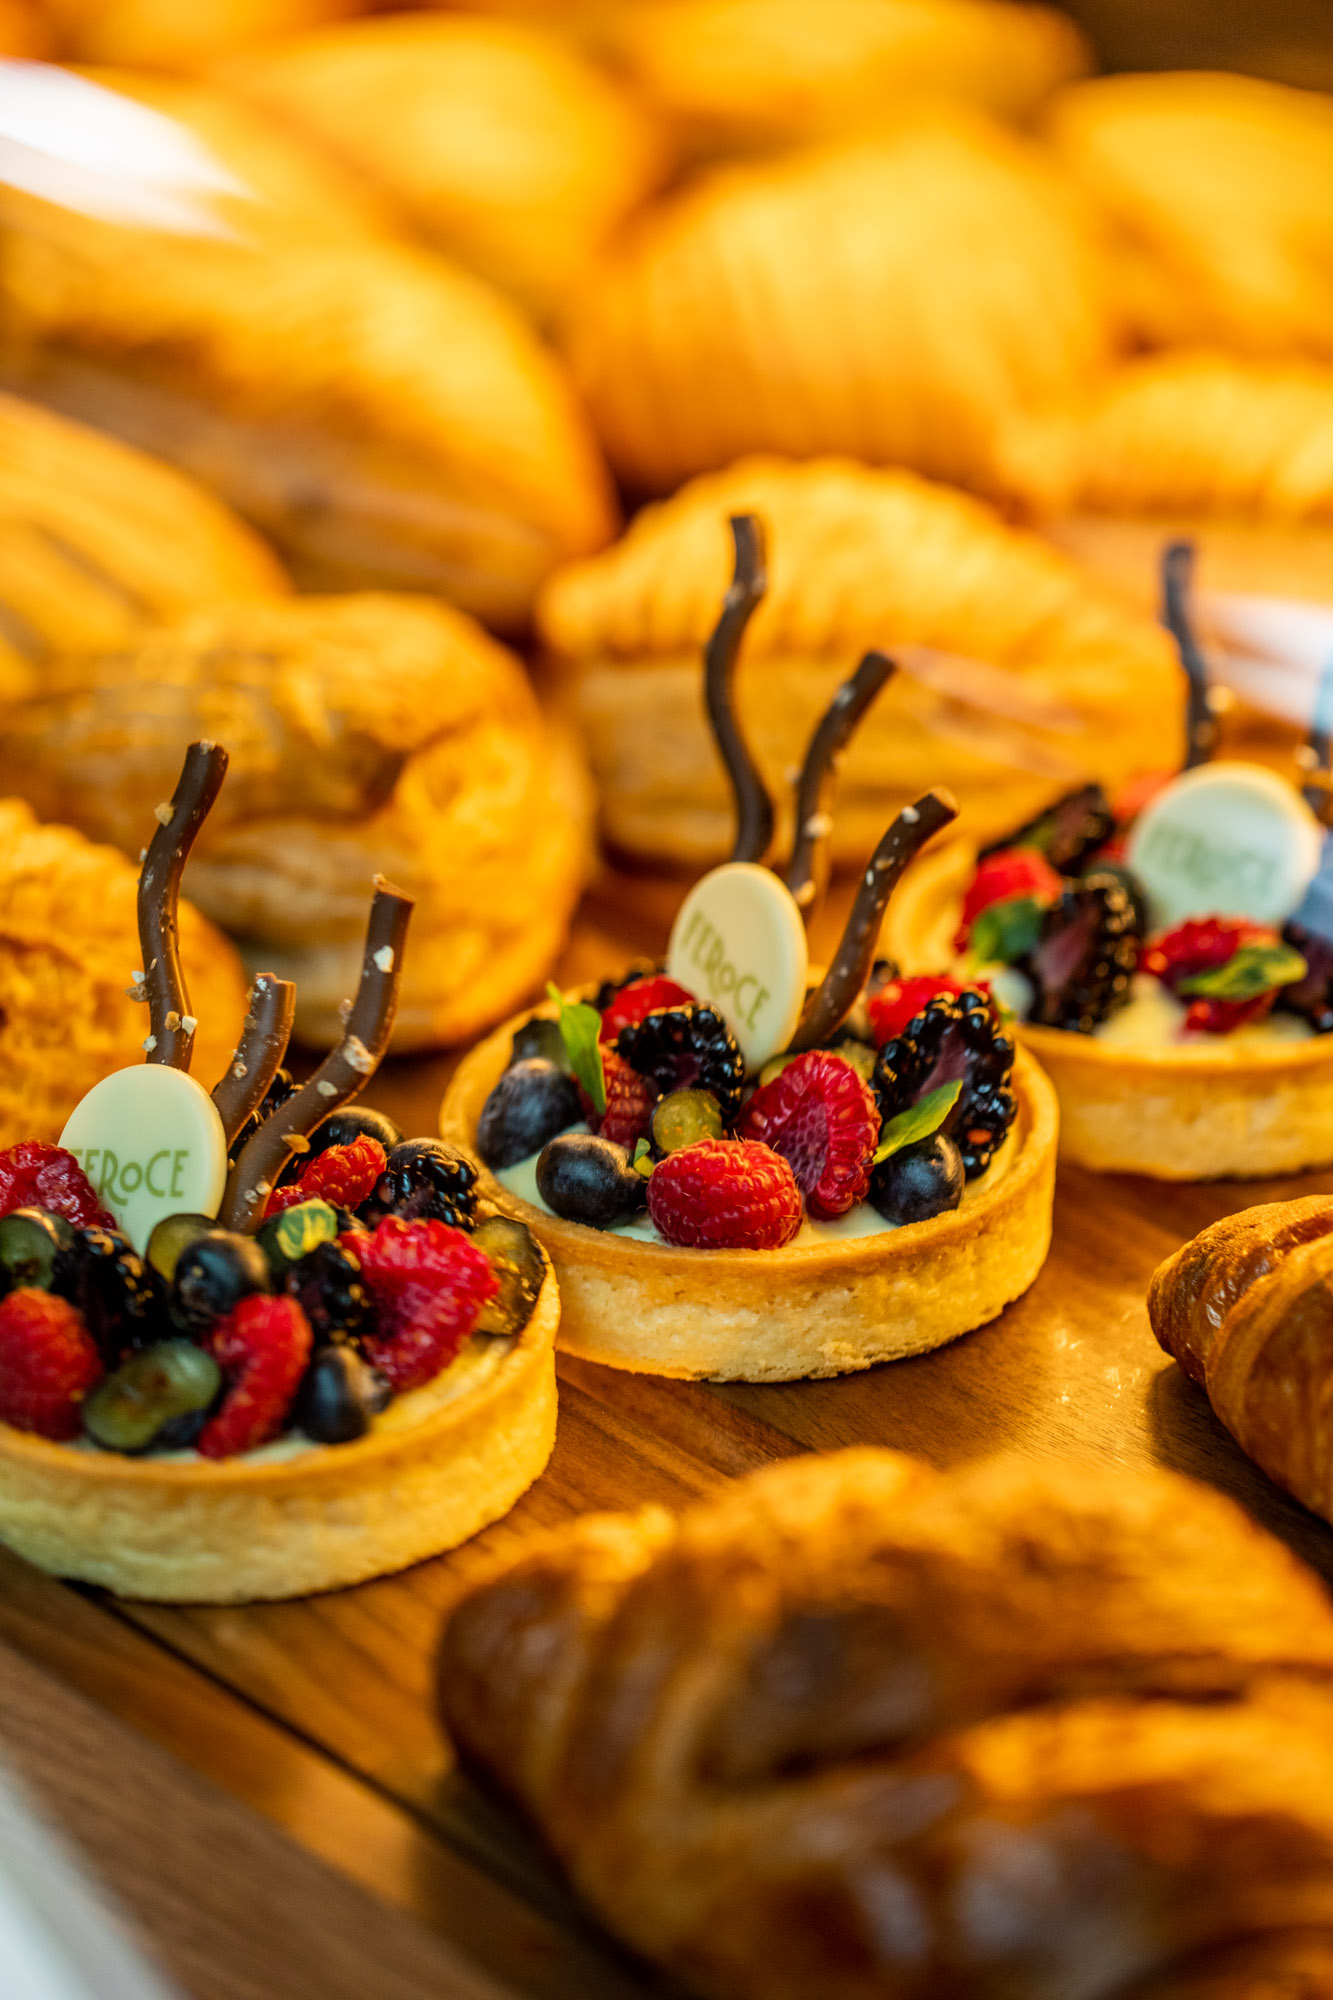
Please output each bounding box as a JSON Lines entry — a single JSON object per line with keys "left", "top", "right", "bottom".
{"left": 546, "top": 982, "right": 606, "bottom": 1113}
{"left": 1177, "top": 943, "right": 1307, "bottom": 1001}
{"left": 872, "top": 1081, "right": 962, "bottom": 1166}
{"left": 967, "top": 895, "right": 1045, "bottom": 968}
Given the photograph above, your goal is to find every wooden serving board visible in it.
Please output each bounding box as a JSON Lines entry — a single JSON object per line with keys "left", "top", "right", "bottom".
{"left": 4, "top": 860, "right": 1333, "bottom": 2000}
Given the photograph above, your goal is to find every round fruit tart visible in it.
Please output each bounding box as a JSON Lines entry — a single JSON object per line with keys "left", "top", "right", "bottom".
{"left": 0, "top": 744, "right": 557, "bottom": 1603}
{"left": 442, "top": 517, "right": 1057, "bottom": 1381}
{"left": 883, "top": 542, "right": 1333, "bottom": 1180}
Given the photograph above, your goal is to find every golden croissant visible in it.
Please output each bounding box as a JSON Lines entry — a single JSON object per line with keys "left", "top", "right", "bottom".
{"left": 0, "top": 0, "right": 50, "bottom": 57}
{"left": 442, "top": 1447, "right": 1333, "bottom": 2000}
{"left": 0, "top": 594, "right": 591, "bottom": 1051}
{"left": 40, "top": 0, "right": 361, "bottom": 70}
{"left": 1150, "top": 1195, "right": 1333, "bottom": 1526}
{"left": 538, "top": 454, "right": 1182, "bottom": 864}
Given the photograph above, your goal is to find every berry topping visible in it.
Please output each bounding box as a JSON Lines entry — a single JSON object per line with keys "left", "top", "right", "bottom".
{"left": 650, "top": 1090, "right": 724, "bottom": 1156}
{"left": 283, "top": 1239, "right": 373, "bottom": 1344}
{"left": 510, "top": 1016, "right": 570, "bottom": 1071}
{"left": 55, "top": 1226, "right": 160, "bottom": 1364}
{"left": 0, "top": 1288, "right": 103, "bottom": 1439}
{"left": 471, "top": 1217, "right": 545, "bottom": 1337}
{"left": 984, "top": 785, "right": 1114, "bottom": 876}
{"left": 958, "top": 848, "right": 1063, "bottom": 942}
{"left": 1144, "top": 917, "right": 1268, "bottom": 988}
{"left": 1027, "top": 878, "right": 1141, "bottom": 1033}
{"left": 738, "top": 1051, "right": 880, "bottom": 1220}
{"left": 0, "top": 1209, "right": 76, "bottom": 1296}
{"left": 307, "top": 1105, "right": 403, "bottom": 1160}
{"left": 592, "top": 961, "right": 660, "bottom": 1012}
{"left": 647, "top": 1139, "right": 803, "bottom": 1250}
{"left": 598, "top": 975, "right": 694, "bottom": 1042}
{"left": 582, "top": 1049, "right": 658, "bottom": 1150}
{"left": 198, "top": 1294, "right": 313, "bottom": 1459}
{"left": 145, "top": 1212, "right": 214, "bottom": 1285}
{"left": 266, "top": 1135, "right": 387, "bottom": 1218}
{"left": 228, "top": 1067, "right": 300, "bottom": 1167}
{"left": 869, "top": 1133, "right": 965, "bottom": 1226}
{"left": 1143, "top": 918, "right": 1301, "bottom": 1034}
{"left": 354, "top": 1217, "right": 498, "bottom": 1392}
{"left": 1279, "top": 922, "right": 1333, "bottom": 1034}
{"left": 873, "top": 991, "right": 1016, "bottom": 1180}
{"left": 1111, "top": 770, "right": 1172, "bottom": 826}
{"left": 617, "top": 1005, "right": 745, "bottom": 1124}
{"left": 536, "top": 1132, "right": 648, "bottom": 1225}
{"left": 291, "top": 1346, "right": 389, "bottom": 1445}
{"left": 360, "top": 1139, "right": 479, "bottom": 1230}
{"left": 170, "top": 1230, "right": 271, "bottom": 1338}
{"left": 0, "top": 1144, "right": 114, "bottom": 1230}
{"left": 478, "top": 1059, "right": 581, "bottom": 1170}
{"left": 867, "top": 976, "right": 978, "bottom": 1047}
{"left": 83, "top": 1341, "right": 221, "bottom": 1455}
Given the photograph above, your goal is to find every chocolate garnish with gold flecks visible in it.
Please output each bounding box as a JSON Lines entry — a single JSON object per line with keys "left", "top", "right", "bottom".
{"left": 706, "top": 513, "right": 773, "bottom": 865}
{"left": 211, "top": 973, "right": 298, "bottom": 1148}
{"left": 137, "top": 740, "right": 228, "bottom": 1072}
{"left": 785, "top": 650, "right": 895, "bottom": 923}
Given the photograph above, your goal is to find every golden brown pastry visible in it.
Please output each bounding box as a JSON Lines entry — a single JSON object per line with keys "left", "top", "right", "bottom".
{"left": 0, "top": 594, "right": 591, "bottom": 1051}
{"left": 537, "top": 455, "right": 1182, "bottom": 864}
{"left": 0, "top": 390, "right": 287, "bottom": 701}
{"left": 0, "top": 0, "right": 52, "bottom": 56}
{"left": 0, "top": 798, "right": 247, "bottom": 1146}
{"left": 216, "top": 14, "right": 669, "bottom": 319}
{"left": 442, "top": 1447, "right": 1333, "bottom": 2000}
{"left": 1150, "top": 1196, "right": 1333, "bottom": 1525}
{"left": 40, "top": 0, "right": 362, "bottom": 70}
{"left": 560, "top": 108, "right": 1115, "bottom": 498}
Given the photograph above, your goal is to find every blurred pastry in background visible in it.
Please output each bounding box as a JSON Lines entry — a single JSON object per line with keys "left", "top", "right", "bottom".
{"left": 0, "top": 798, "right": 246, "bottom": 1145}
{"left": 0, "top": 594, "right": 592, "bottom": 1050}
{"left": 561, "top": 110, "right": 1115, "bottom": 498}
{"left": 1046, "top": 70, "right": 1333, "bottom": 362}
{"left": 596, "top": 0, "right": 1088, "bottom": 158}
{"left": 0, "top": 0, "right": 52, "bottom": 56}
{"left": 39, "top": 0, "right": 362, "bottom": 71}
{"left": 538, "top": 455, "right": 1180, "bottom": 865}
{"left": 0, "top": 390, "right": 287, "bottom": 700}
{"left": 216, "top": 14, "right": 670, "bottom": 320}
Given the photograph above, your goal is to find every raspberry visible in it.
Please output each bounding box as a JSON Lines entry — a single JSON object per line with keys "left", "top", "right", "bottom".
{"left": 354, "top": 1216, "right": 499, "bottom": 1391}
{"left": 868, "top": 976, "right": 978, "bottom": 1047}
{"left": 0, "top": 1288, "right": 103, "bottom": 1439}
{"left": 647, "top": 1139, "right": 803, "bottom": 1250}
{"left": 198, "top": 1294, "right": 312, "bottom": 1459}
{"left": 266, "top": 1135, "right": 388, "bottom": 1217}
{"left": 0, "top": 1144, "right": 114, "bottom": 1230}
{"left": 1183, "top": 993, "right": 1276, "bottom": 1035}
{"left": 737, "top": 1052, "right": 880, "bottom": 1219}
{"left": 1143, "top": 918, "right": 1271, "bottom": 991}
{"left": 580, "top": 1049, "right": 658, "bottom": 1149}
{"left": 598, "top": 975, "right": 695, "bottom": 1042}
{"left": 959, "top": 848, "right": 1063, "bottom": 937}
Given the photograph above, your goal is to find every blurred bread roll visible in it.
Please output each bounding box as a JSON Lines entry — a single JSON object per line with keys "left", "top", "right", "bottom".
{"left": 538, "top": 455, "right": 1181, "bottom": 864}
{"left": 41, "top": 0, "right": 362, "bottom": 71}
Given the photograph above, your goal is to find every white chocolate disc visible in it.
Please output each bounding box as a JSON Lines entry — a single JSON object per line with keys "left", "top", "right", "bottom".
{"left": 1126, "top": 761, "right": 1324, "bottom": 931}
{"left": 60, "top": 1065, "right": 228, "bottom": 1251}
{"left": 667, "top": 862, "right": 809, "bottom": 1070}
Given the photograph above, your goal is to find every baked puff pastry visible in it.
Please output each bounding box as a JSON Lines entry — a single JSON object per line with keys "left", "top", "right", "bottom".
{"left": 443, "top": 1447, "right": 1333, "bottom": 2000}
{"left": 0, "top": 800, "right": 247, "bottom": 1147}
{"left": 40, "top": 0, "right": 361, "bottom": 70}
{"left": 537, "top": 456, "right": 1183, "bottom": 865}
{"left": 0, "top": 595, "right": 592, "bottom": 1051}
{"left": 217, "top": 15, "right": 670, "bottom": 320}
{"left": 560, "top": 109, "right": 1114, "bottom": 498}
{"left": 0, "top": 390, "right": 287, "bottom": 702}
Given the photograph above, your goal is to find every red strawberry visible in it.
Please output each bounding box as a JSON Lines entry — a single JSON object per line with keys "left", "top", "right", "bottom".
{"left": 266, "top": 1135, "right": 388, "bottom": 1218}
{"left": 598, "top": 975, "right": 694, "bottom": 1042}
{"left": 0, "top": 1289, "right": 103, "bottom": 1439}
{"left": 868, "top": 976, "right": 981, "bottom": 1047}
{"left": 354, "top": 1216, "right": 498, "bottom": 1391}
{"left": 0, "top": 1143, "right": 115, "bottom": 1229}
{"left": 959, "top": 847, "right": 1063, "bottom": 938}
{"left": 647, "top": 1138, "right": 803, "bottom": 1250}
{"left": 1183, "top": 994, "right": 1277, "bottom": 1035}
{"left": 579, "top": 1048, "right": 657, "bottom": 1149}
{"left": 198, "top": 1295, "right": 312, "bottom": 1459}
{"left": 737, "top": 1051, "right": 880, "bottom": 1219}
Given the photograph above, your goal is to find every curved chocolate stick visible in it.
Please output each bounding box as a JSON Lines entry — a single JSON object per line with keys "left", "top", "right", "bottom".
{"left": 788, "top": 789, "right": 959, "bottom": 1052}
{"left": 138, "top": 740, "right": 228, "bottom": 1071}
{"left": 706, "top": 513, "right": 773, "bottom": 864}
{"left": 211, "top": 974, "right": 298, "bottom": 1148}
{"left": 785, "top": 651, "right": 896, "bottom": 920}
{"left": 219, "top": 879, "right": 413, "bottom": 1231}
{"left": 1161, "top": 541, "right": 1217, "bottom": 770}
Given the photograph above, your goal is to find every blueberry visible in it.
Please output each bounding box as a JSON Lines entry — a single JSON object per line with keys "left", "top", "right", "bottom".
{"left": 535, "top": 1133, "right": 646, "bottom": 1226}
{"left": 360, "top": 1138, "right": 478, "bottom": 1229}
{"left": 471, "top": 1216, "right": 545, "bottom": 1336}
{"left": 292, "top": 1346, "right": 391, "bottom": 1445}
{"left": 309, "top": 1105, "right": 403, "bottom": 1157}
{"left": 477, "top": 1060, "right": 580, "bottom": 1171}
{"left": 0, "top": 1209, "right": 75, "bottom": 1296}
{"left": 869, "top": 1135, "right": 965, "bottom": 1225}
{"left": 509, "top": 1017, "right": 570, "bottom": 1072}
{"left": 283, "top": 1239, "right": 372, "bottom": 1343}
{"left": 650, "top": 1090, "right": 722, "bottom": 1157}
{"left": 83, "top": 1340, "right": 222, "bottom": 1454}
{"left": 170, "top": 1230, "right": 271, "bottom": 1336}
{"left": 145, "top": 1212, "right": 215, "bottom": 1285}
{"left": 54, "top": 1227, "right": 160, "bottom": 1362}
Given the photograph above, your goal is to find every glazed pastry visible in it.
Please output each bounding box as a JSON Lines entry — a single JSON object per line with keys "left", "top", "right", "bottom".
{"left": 538, "top": 455, "right": 1183, "bottom": 865}
{"left": 40, "top": 0, "right": 362, "bottom": 70}
{"left": 0, "top": 191, "right": 616, "bottom": 627}
{"left": 560, "top": 108, "right": 1114, "bottom": 497}
{"left": 442, "top": 1446, "right": 1333, "bottom": 2000}
{"left": 0, "top": 593, "right": 592, "bottom": 1052}
{"left": 0, "top": 744, "right": 558, "bottom": 1601}
{"left": 217, "top": 14, "right": 669, "bottom": 319}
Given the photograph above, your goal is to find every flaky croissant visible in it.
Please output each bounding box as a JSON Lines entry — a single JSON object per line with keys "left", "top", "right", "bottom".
{"left": 1150, "top": 1196, "right": 1333, "bottom": 1526}
{"left": 442, "top": 1447, "right": 1333, "bottom": 2000}
{"left": 40, "top": 0, "right": 361, "bottom": 70}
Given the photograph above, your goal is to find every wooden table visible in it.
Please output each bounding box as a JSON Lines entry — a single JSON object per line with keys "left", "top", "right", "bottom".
{"left": 4, "top": 862, "right": 1332, "bottom": 2000}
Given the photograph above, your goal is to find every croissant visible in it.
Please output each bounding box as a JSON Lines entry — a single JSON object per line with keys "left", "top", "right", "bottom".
{"left": 537, "top": 453, "right": 1182, "bottom": 864}
{"left": 560, "top": 108, "right": 1115, "bottom": 499}
{"left": 0, "top": 0, "right": 50, "bottom": 56}
{"left": 1149, "top": 1196, "right": 1333, "bottom": 1526}
{"left": 0, "top": 593, "right": 591, "bottom": 1051}
{"left": 39, "top": 0, "right": 361, "bottom": 70}
{"left": 442, "top": 1447, "right": 1333, "bottom": 2000}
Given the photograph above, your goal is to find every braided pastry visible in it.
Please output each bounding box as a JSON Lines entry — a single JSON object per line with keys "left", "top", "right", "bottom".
{"left": 1150, "top": 1196, "right": 1333, "bottom": 1525}
{"left": 442, "top": 1448, "right": 1333, "bottom": 2000}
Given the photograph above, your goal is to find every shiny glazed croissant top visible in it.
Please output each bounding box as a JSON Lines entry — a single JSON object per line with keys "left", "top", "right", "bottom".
{"left": 442, "top": 1447, "right": 1333, "bottom": 2000}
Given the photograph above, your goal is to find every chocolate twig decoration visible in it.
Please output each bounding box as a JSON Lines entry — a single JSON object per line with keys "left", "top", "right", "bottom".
{"left": 138, "top": 739, "right": 228, "bottom": 1072}
{"left": 706, "top": 512, "right": 773, "bottom": 864}
{"left": 785, "top": 650, "right": 895, "bottom": 921}
{"left": 1161, "top": 541, "right": 1217, "bottom": 770}
{"left": 788, "top": 789, "right": 959, "bottom": 1052}
{"left": 211, "top": 973, "right": 298, "bottom": 1148}
{"left": 219, "top": 879, "right": 413, "bottom": 1231}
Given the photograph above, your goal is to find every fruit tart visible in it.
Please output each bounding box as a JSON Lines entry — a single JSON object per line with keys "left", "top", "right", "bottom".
{"left": 0, "top": 744, "right": 557, "bottom": 1603}
{"left": 883, "top": 543, "right": 1333, "bottom": 1179}
{"left": 443, "top": 517, "right": 1057, "bottom": 1381}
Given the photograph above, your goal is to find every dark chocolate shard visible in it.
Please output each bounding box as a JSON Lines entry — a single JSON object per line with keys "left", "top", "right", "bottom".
{"left": 705, "top": 512, "right": 773, "bottom": 865}
{"left": 1161, "top": 540, "right": 1217, "bottom": 771}
{"left": 785, "top": 650, "right": 895, "bottom": 922}
{"left": 211, "top": 973, "right": 298, "bottom": 1148}
{"left": 137, "top": 739, "right": 228, "bottom": 1072}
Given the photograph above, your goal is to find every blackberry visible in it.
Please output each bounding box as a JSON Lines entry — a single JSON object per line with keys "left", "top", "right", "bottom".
{"left": 1027, "top": 879, "right": 1140, "bottom": 1034}
{"left": 592, "top": 960, "right": 661, "bottom": 1013}
{"left": 230, "top": 1067, "right": 300, "bottom": 1170}
{"left": 360, "top": 1139, "right": 479, "bottom": 1228}
{"left": 53, "top": 1226, "right": 161, "bottom": 1363}
{"left": 616, "top": 1005, "right": 745, "bottom": 1124}
{"left": 283, "top": 1240, "right": 372, "bottom": 1344}
{"left": 873, "top": 991, "right": 1016, "bottom": 1180}
{"left": 1278, "top": 922, "right": 1333, "bottom": 1033}
{"left": 1080, "top": 859, "right": 1148, "bottom": 935}
{"left": 983, "top": 785, "right": 1114, "bottom": 876}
